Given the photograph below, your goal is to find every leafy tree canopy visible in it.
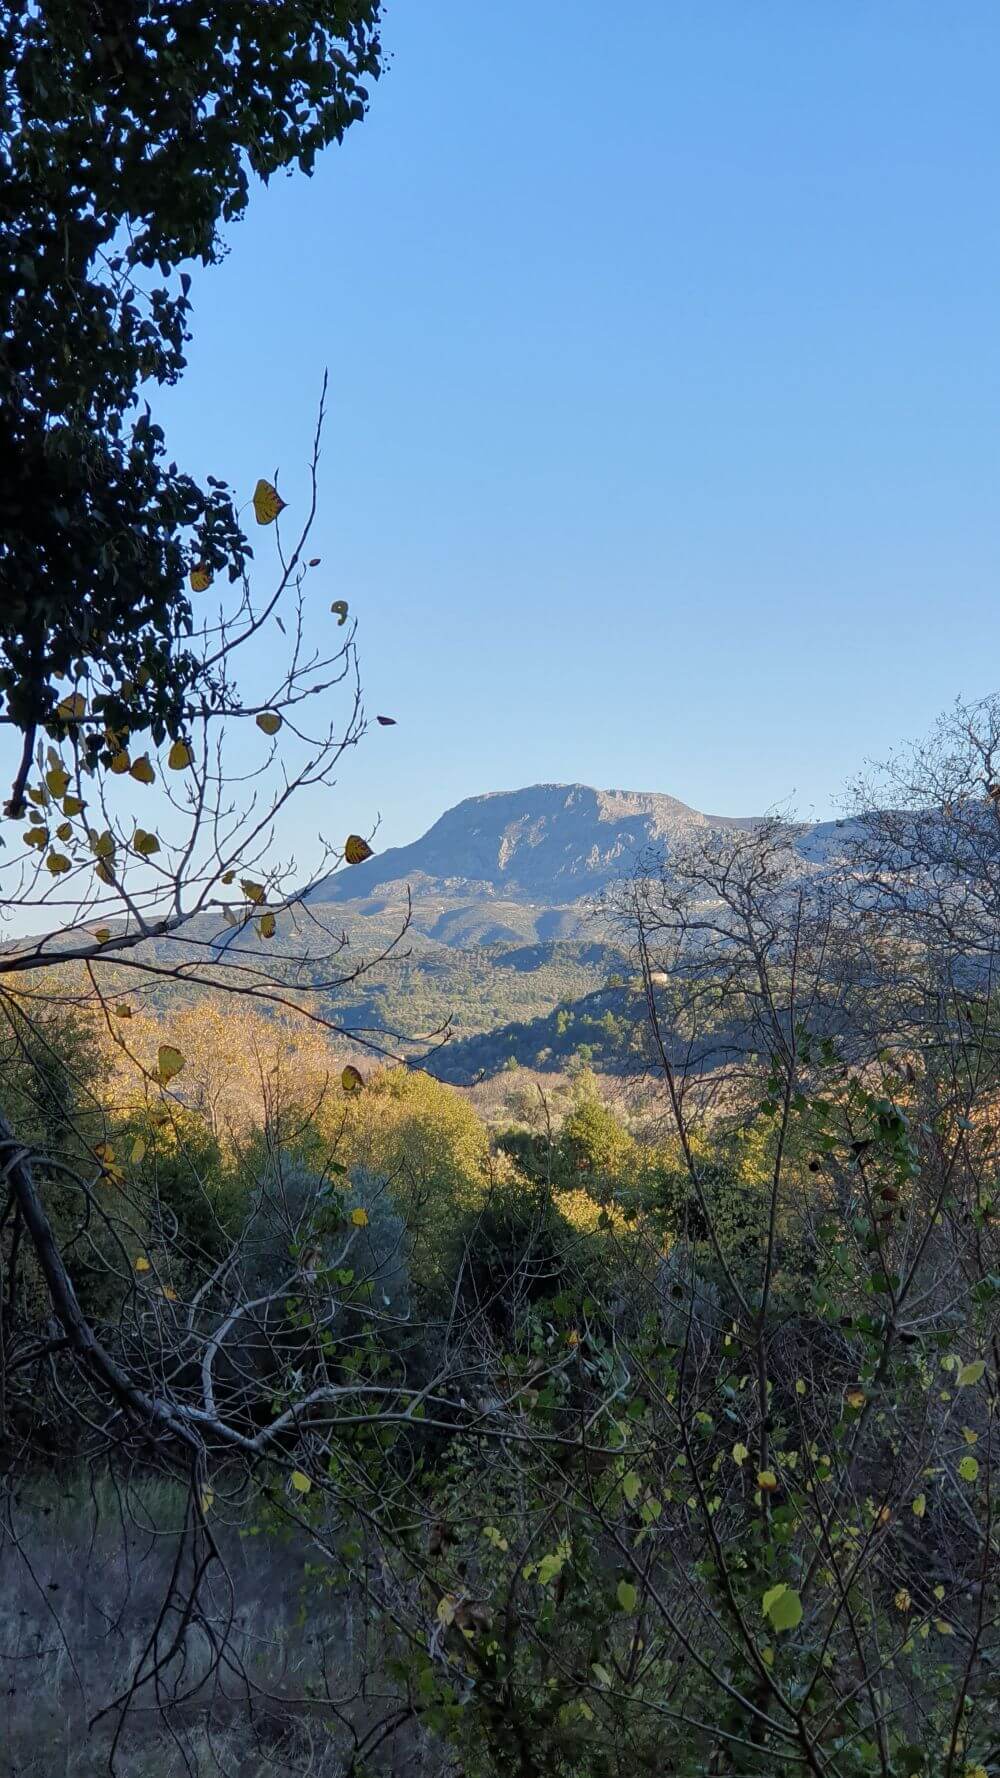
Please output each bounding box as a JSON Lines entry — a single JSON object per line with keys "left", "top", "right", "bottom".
{"left": 0, "top": 0, "right": 382, "bottom": 781}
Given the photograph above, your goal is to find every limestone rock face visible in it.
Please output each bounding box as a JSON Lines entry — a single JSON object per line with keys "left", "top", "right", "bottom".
{"left": 309, "top": 781, "right": 771, "bottom": 938}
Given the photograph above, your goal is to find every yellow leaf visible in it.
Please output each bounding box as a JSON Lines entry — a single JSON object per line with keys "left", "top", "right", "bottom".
{"left": 55, "top": 821, "right": 72, "bottom": 841}
{"left": 167, "top": 739, "right": 193, "bottom": 771}
{"left": 56, "top": 693, "right": 86, "bottom": 721}
{"left": 330, "top": 599, "right": 349, "bottom": 625}
{"left": 252, "top": 478, "right": 286, "bottom": 525}
{"left": 95, "top": 860, "right": 114, "bottom": 884}
{"left": 256, "top": 711, "right": 282, "bottom": 735}
{"left": 258, "top": 912, "right": 276, "bottom": 939}
{"left": 912, "top": 1493, "right": 926, "bottom": 1519}
{"left": 957, "top": 1360, "right": 986, "bottom": 1387}
{"left": 114, "top": 1004, "right": 133, "bottom": 1019}
{"left": 350, "top": 1207, "right": 369, "bottom": 1228}
{"left": 290, "top": 1469, "right": 312, "bottom": 1494}
{"left": 221, "top": 870, "right": 235, "bottom": 884}
{"left": 90, "top": 829, "right": 115, "bottom": 859}
{"left": 894, "top": 1589, "right": 911, "bottom": 1612}
{"left": 133, "top": 828, "right": 160, "bottom": 856}
{"left": 45, "top": 850, "right": 71, "bottom": 875}
{"left": 189, "top": 565, "right": 213, "bottom": 592}
{"left": 845, "top": 1388, "right": 865, "bottom": 1410}
{"left": 341, "top": 1064, "right": 364, "bottom": 1093}
{"left": 436, "top": 1594, "right": 456, "bottom": 1627}
{"left": 344, "top": 834, "right": 373, "bottom": 866}
{"left": 109, "top": 749, "right": 131, "bottom": 774}
{"left": 134, "top": 1255, "right": 151, "bottom": 1273}
{"left": 62, "top": 795, "right": 84, "bottom": 816}
{"left": 130, "top": 754, "right": 155, "bottom": 785}
{"left": 566, "top": 1328, "right": 580, "bottom": 1347}
{"left": 731, "top": 1442, "right": 749, "bottom": 1466}
{"left": 131, "top": 1137, "right": 146, "bottom": 1164}
{"left": 757, "top": 1470, "right": 778, "bottom": 1492}
{"left": 161, "top": 1286, "right": 178, "bottom": 1302}
{"left": 23, "top": 825, "right": 48, "bottom": 850}
{"left": 93, "top": 928, "right": 111, "bottom": 942}
{"left": 157, "top": 1044, "right": 185, "bottom": 1084}
{"left": 45, "top": 765, "right": 70, "bottom": 797}
{"left": 935, "top": 1619, "right": 954, "bottom": 1635}
{"left": 200, "top": 1489, "right": 214, "bottom": 1513}
{"left": 241, "top": 878, "right": 265, "bottom": 904}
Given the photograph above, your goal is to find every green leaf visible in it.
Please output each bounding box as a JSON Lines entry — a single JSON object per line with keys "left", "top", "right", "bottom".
{"left": 957, "top": 1360, "right": 986, "bottom": 1387}
{"left": 616, "top": 1580, "right": 637, "bottom": 1613}
{"left": 622, "top": 1470, "right": 641, "bottom": 1505}
{"left": 536, "top": 1551, "right": 565, "bottom": 1586}
{"left": 762, "top": 1584, "right": 802, "bottom": 1631}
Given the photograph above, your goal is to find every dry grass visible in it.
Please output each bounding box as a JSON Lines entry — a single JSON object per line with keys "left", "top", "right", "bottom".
{"left": 0, "top": 1471, "right": 442, "bottom": 1778}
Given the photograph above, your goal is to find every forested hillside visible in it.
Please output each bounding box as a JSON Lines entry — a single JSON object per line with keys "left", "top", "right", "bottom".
{"left": 2, "top": 6, "right": 996, "bottom": 1778}
{"left": 4, "top": 701, "right": 1000, "bottom": 1777}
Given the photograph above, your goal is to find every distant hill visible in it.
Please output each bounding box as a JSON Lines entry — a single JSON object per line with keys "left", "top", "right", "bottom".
{"left": 40, "top": 783, "right": 850, "bottom": 1072}
{"left": 309, "top": 783, "right": 787, "bottom": 945}
{"left": 301, "top": 783, "right": 855, "bottom": 1060}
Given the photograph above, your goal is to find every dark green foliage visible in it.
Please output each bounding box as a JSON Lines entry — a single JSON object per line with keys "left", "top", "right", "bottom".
{"left": 0, "top": 1000, "right": 119, "bottom": 1327}
{"left": 318, "top": 938, "right": 630, "bottom": 1068}
{"left": 494, "top": 1126, "right": 555, "bottom": 1184}
{"left": 428, "top": 976, "right": 636, "bottom": 1080}
{"left": 127, "top": 1105, "right": 239, "bottom": 1269}
{"left": 0, "top": 997, "right": 105, "bottom": 1154}
{"left": 450, "top": 1177, "right": 568, "bottom": 1332}
{"left": 0, "top": 0, "right": 381, "bottom": 779}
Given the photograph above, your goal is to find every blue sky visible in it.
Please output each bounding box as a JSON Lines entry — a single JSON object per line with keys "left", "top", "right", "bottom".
{"left": 159, "top": 1, "right": 999, "bottom": 850}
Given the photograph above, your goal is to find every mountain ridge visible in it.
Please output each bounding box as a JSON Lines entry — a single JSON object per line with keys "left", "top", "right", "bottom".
{"left": 308, "top": 780, "right": 846, "bottom": 945}
{"left": 312, "top": 781, "right": 774, "bottom": 917}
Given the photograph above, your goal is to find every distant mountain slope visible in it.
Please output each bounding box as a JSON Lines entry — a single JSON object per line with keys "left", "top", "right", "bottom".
{"left": 47, "top": 783, "right": 850, "bottom": 1071}
{"left": 321, "top": 938, "right": 627, "bottom": 1044}
{"left": 310, "top": 783, "right": 770, "bottom": 943}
